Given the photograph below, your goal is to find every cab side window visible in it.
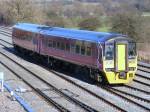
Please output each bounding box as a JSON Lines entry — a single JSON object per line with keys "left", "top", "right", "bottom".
{"left": 86, "top": 47, "right": 92, "bottom": 56}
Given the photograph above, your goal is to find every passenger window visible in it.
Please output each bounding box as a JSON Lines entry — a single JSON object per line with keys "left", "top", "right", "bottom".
{"left": 48, "top": 40, "right": 53, "bottom": 47}
{"left": 66, "top": 43, "right": 70, "bottom": 51}
{"left": 57, "top": 42, "right": 60, "bottom": 49}
{"left": 27, "top": 36, "right": 31, "bottom": 41}
{"left": 76, "top": 45, "right": 80, "bottom": 54}
{"left": 71, "top": 44, "right": 75, "bottom": 53}
{"left": 53, "top": 41, "right": 56, "bottom": 48}
{"left": 86, "top": 47, "right": 92, "bottom": 56}
{"left": 61, "top": 43, "right": 65, "bottom": 50}
{"left": 81, "top": 46, "right": 86, "bottom": 55}
{"left": 22, "top": 36, "right": 25, "bottom": 40}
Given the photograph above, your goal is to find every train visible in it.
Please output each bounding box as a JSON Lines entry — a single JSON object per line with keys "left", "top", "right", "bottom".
{"left": 12, "top": 23, "right": 137, "bottom": 84}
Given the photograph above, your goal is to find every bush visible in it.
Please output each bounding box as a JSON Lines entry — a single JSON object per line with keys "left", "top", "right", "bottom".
{"left": 78, "top": 17, "right": 101, "bottom": 31}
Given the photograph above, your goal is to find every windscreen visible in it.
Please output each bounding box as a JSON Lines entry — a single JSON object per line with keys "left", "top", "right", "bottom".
{"left": 105, "top": 43, "right": 114, "bottom": 60}
{"left": 128, "top": 42, "right": 136, "bottom": 59}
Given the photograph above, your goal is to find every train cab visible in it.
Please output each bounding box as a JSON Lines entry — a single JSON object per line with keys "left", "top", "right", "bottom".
{"left": 102, "top": 37, "right": 137, "bottom": 84}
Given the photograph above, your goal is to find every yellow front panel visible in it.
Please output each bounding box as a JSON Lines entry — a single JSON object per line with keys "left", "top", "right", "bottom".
{"left": 117, "top": 44, "right": 126, "bottom": 71}
{"left": 105, "top": 72, "right": 135, "bottom": 84}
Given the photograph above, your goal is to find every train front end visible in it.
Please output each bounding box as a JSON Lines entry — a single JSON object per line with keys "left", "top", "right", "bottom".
{"left": 102, "top": 37, "right": 137, "bottom": 84}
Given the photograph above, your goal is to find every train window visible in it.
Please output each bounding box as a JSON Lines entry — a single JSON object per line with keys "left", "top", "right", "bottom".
{"left": 26, "top": 36, "right": 29, "bottom": 40}
{"left": 86, "top": 47, "right": 92, "bottom": 56}
{"left": 61, "top": 43, "right": 65, "bottom": 50}
{"left": 81, "top": 46, "right": 86, "bottom": 55}
{"left": 105, "top": 44, "right": 114, "bottom": 60}
{"left": 27, "top": 36, "right": 32, "bottom": 41}
{"left": 57, "top": 42, "right": 60, "bottom": 49}
{"left": 42, "top": 39, "right": 47, "bottom": 46}
{"left": 48, "top": 40, "right": 53, "bottom": 47}
{"left": 71, "top": 44, "right": 75, "bottom": 53}
{"left": 22, "top": 36, "right": 26, "bottom": 40}
{"left": 66, "top": 43, "right": 70, "bottom": 51}
{"left": 53, "top": 41, "right": 56, "bottom": 48}
{"left": 33, "top": 38, "right": 38, "bottom": 45}
{"left": 128, "top": 42, "right": 136, "bottom": 58}
{"left": 76, "top": 45, "right": 80, "bottom": 54}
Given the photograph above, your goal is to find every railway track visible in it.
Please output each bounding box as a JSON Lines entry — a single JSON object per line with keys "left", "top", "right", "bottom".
{"left": 0, "top": 30, "right": 12, "bottom": 35}
{"left": 0, "top": 26, "right": 12, "bottom": 32}
{"left": 99, "top": 85, "right": 150, "bottom": 111}
{"left": 137, "top": 63, "right": 150, "bottom": 79}
{"left": 109, "top": 86, "right": 150, "bottom": 103}
{"left": 0, "top": 48, "right": 99, "bottom": 112}
{"left": 0, "top": 27, "right": 12, "bottom": 37}
{"left": 138, "top": 62, "right": 150, "bottom": 69}
{"left": 136, "top": 73, "right": 150, "bottom": 80}
{"left": 1, "top": 27, "right": 150, "bottom": 112}
{"left": 0, "top": 61, "right": 69, "bottom": 112}
{"left": 133, "top": 79, "right": 150, "bottom": 87}
{"left": 0, "top": 31, "right": 12, "bottom": 37}
{"left": 124, "top": 85, "right": 150, "bottom": 94}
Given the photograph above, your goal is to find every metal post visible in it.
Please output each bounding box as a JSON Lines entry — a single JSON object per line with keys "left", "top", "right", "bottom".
{"left": 1, "top": 80, "right": 3, "bottom": 92}
{"left": 0, "top": 72, "right": 4, "bottom": 92}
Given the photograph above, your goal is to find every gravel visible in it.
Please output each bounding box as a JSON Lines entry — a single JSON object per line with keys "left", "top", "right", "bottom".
{"left": 0, "top": 91, "right": 26, "bottom": 112}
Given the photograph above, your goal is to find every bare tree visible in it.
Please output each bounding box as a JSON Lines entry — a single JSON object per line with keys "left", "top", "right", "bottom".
{"left": 110, "top": 5, "right": 142, "bottom": 41}
{"left": 0, "top": 0, "right": 42, "bottom": 24}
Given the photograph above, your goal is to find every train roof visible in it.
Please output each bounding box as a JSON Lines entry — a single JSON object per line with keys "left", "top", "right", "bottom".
{"left": 13, "top": 23, "right": 126, "bottom": 43}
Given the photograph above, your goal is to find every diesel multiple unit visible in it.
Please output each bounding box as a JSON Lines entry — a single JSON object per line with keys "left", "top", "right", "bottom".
{"left": 12, "top": 23, "right": 137, "bottom": 84}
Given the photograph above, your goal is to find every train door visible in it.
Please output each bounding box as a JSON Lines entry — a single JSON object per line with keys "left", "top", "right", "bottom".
{"left": 32, "top": 33, "right": 41, "bottom": 53}
{"left": 116, "top": 43, "right": 127, "bottom": 71}
{"left": 33, "top": 33, "right": 38, "bottom": 52}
